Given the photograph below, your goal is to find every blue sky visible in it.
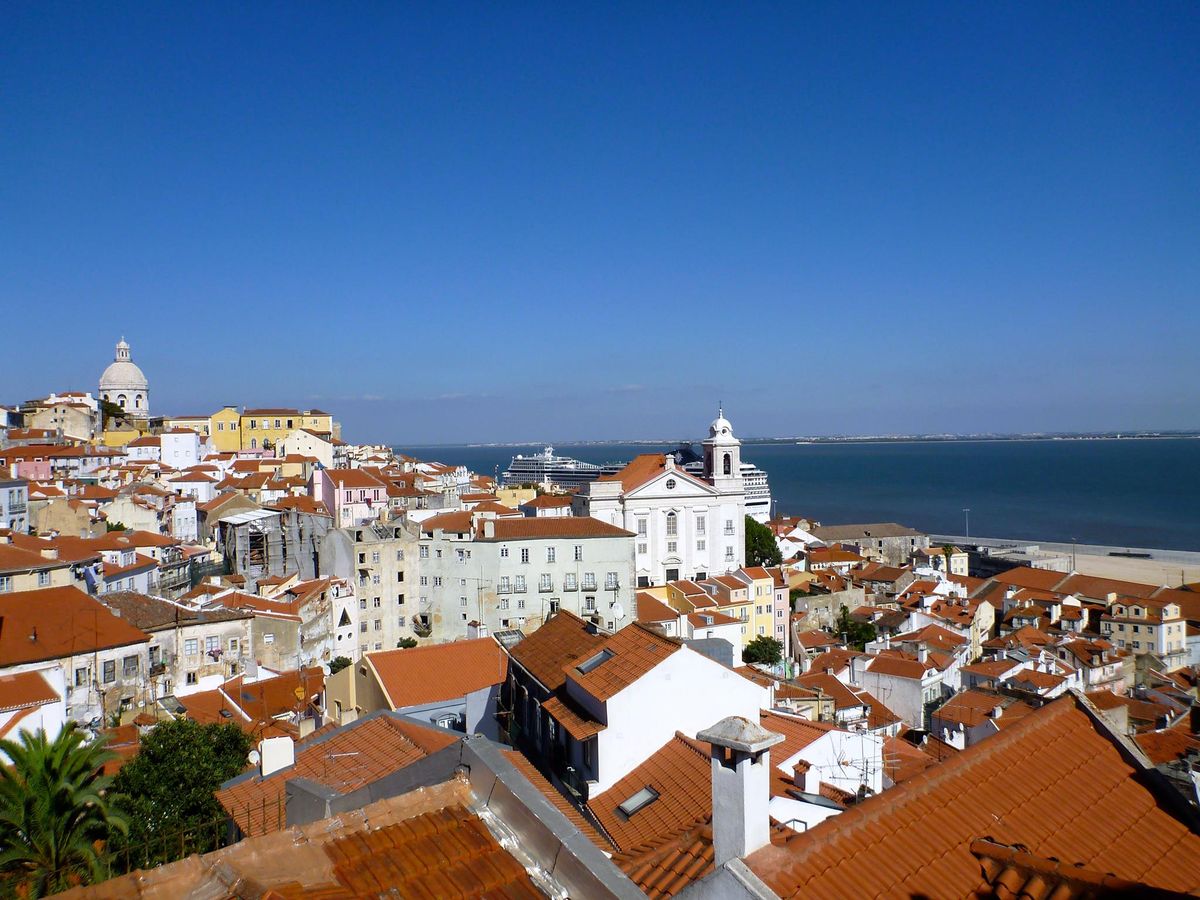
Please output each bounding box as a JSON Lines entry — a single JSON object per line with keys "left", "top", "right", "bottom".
{"left": 2, "top": 3, "right": 1197, "bottom": 443}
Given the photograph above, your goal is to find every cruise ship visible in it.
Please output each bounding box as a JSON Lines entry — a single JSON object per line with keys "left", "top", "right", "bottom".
{"left": 678, "top": 449, "right": 773, "bottom": 523}
{"left": 500, "top": 446, "right": 622, "bottom": 488}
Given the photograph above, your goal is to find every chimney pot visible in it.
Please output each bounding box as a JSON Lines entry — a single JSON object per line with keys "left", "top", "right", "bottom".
{"left": 697, "top": 716, "right": 783, "bottom": 867}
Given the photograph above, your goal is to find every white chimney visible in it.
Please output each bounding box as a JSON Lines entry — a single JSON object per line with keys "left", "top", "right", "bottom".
{"left": 917, "top": 646, "right": 929, "bottom": 664}
{"left": 259, "top": 735, "right": 295, "bottom": 777}
{"left": 697, "top": 716, "right": 783, "bottom": 867}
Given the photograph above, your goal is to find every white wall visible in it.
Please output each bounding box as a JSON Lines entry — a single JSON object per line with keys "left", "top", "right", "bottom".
{"left": 588, "top": 646, "right": 768, "bottom": 794}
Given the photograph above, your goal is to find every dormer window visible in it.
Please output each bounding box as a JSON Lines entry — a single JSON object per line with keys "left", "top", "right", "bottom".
{"left": 577, "top": 648, "right": 615, "bottom": 675}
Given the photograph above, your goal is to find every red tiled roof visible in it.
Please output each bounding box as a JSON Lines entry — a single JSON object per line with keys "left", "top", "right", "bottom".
{"left": 614, "top": 819, "right": 716, "bottom": 899}
{"left": 567, "top": 623, "right": 681, "bottom": 702}
{"left": 542, "top": 693, "right": 606, "bottom": 740}
{"left": 932, "top": 690, "right": 1036, "bottom": 729}
{"left": 367, "top": 639, "right": 507, "bottom": 708}
{"left": 481, "top": 516, "right": 634, "bottom": 540}
{"left": 217, "top": 715, "right": 459, "bottom": 837}
{"left": 587, "top": 732, "right": 712, "bottom": 852}
{"left": 746, "top": 694, "right": 1200, "bottom": 897}
{"left": 0, "top": 670, "right": 59, "bottom": 713}
{"left": 508, "top": 610, "right": 605, "bottom": 692}
{"left": 0, "top": 587, "right": 148, "bottom": 666}
{"left": 637, "top": 592, "right": 680, "bottom": 624}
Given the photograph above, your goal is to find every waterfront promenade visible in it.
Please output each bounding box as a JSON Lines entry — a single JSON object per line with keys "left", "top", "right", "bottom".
{"left": 933, "top": 534, "right": 1200, "bottom": 586}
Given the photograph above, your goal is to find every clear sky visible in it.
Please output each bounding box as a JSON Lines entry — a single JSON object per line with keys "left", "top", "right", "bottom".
{"left": 2, "top": 3, "right": 1197, "bottom": 444}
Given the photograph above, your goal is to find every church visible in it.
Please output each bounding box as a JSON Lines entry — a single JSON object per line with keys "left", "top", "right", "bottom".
{"left": 98, "top": 337, "right": 150, "bottom": 419}
{"left": 575, "top": 410, "right": 747, "bottom": 587}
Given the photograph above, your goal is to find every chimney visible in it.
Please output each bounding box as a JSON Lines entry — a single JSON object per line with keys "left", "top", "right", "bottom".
{"left": 664, "top": 454, "right": 676, "bottom": 471}
{"left": 917, "top": 646, "right": 928, "bottom": 664}
{"left": 483, "top": 519, "right": 496, "bottom": 539}
{"left": 40, "top": 547, "right": 59, "bottom": 560}
{"left": 697, "top": 716, "right": 783, "bottom": 867}
{"left": 989, "top": 704, "right": 1004, "bottom": 719}
{"left": 259, "top": 735, "right": 295, "bottom": 777}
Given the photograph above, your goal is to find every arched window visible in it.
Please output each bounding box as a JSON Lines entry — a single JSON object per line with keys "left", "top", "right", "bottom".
{"left": 666, "top": 512, "right": 678, "bottom": 537}
{"left": 134, "top": 395, "right": 142, "bottom": 408}
{"left": 723, "top": 453, "right": 731, "bottom": 476}
{"left": 117, "top": 394, "right": 127, "bottom": 409}
{"left": 250, "top": 438, "right": 257, "bottom": 449}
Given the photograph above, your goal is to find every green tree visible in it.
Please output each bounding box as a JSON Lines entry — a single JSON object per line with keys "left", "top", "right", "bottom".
{"left": 111, "top": 719, "right": 250, "bottom": 869}
{"left": 744, "top": 516, "right": 782, "bottom": 568}
{"left": 98, "top": 399, "right": 125, "bottom": 428}
{"left": 0, "top": 725, "right": 127, "bottom": 897}
{"left": 742, "top": 635, "right": 784, "bottom": 665}
{"left": 835, "top": 605, "right": 876, "bottom": 651}
{"left": 105, "top": 521, "right": 127, "bottom": 533}
{"left": 396, "top": 637, "right": 419, "bottom": 649}
{"left": 328, "top": 656, "right": 352, "bottom": 675}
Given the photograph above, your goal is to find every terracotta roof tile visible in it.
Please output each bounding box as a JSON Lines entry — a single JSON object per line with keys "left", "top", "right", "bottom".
{"left": 0, "top": 587, "right": 148, "bottom": 666}
{"left": 567, "top": 623, "right": 681, "bottom": 702}
{"left": 481, "top": 516, "right": 634, "bottom": 540}
{"left": 0, "top": 670, "right": 59, "bottom": 713}
{"left": 217, "top": 714, "right": 459, "bottom": 837}
{"left": 367, "top": 638, "right": 507, "bottom": 708}
{"left": 745, "top": 694, "right": 1200, "bottom": 898}
{"left": 500, "top": 749, "right": 609, "bottom": 849}
{"left": 542, "top": 693, "right": 607, "bottom": 740}
{"left": 508, "top": 610, "right": 606, "bottom": 692}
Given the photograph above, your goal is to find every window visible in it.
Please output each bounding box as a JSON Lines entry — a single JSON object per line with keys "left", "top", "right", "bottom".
{"left": 456, "top": 548, "right": 466, "bottom": 562}
{"left": 102, "top": 660, "right": 116, "bottom": 683}
{"left": 500, "top": 598, "right": 510, "bottom": 610}
{"left": 696, "top": 516, "right": 706, "bottom": 535}
{"left": 1133, "top": 640, "right": 1141, "bottom": 649}
{"left": 420, "top": 576, "right": 428, "bottom": 586}
{"left": 723, "top": 453, "right": 731, "bottom": 475}
{"left": 549, "top": 599, "right": 560, "bottom": 613}
{"left": 186, "top": 671, "right": 197, "bottom": 685}
{"left": 460, "top": 596, "right": 468, "bottom": 607}
{"left": 249, "top": 420, "right": 257, "bottom": 429}
{"left": 515, "top": 575, "right": 526, "bottom": 593}
{"left": 38, "top": 571, "right": 51, "bottom": 587}
{"left": 574, "top": 545, "right": 583, "bottom": 562}
{"left": 725, "top": 546, "right": 735, "bottom": 562}
{"left": 360, "top": 622, "right": 368, "bottom": 633}
{"left": 540, "top": 574, "right": 552, "bottom": 592}
{"left": 397, "top": 572, "right": 404, "bottom": 582}
{"left": 184, "top": 638, "right": 199, "bottom": 656}
{"left": 637, "top": 543, "right": 647, "bottom": 554}
{"left": 397, "top": 593, "right": 405, "bottom": 604}
{"left": 398, "top": 616, "right": 406, "bottom": 627}
{"left": 372, "top": 574, "right": 381, "bottom": 585}
{"left": 697, "top": 540, "right": 706, "bottom": 551}
{"left": 565, "top": 573, "right": 577, "bottom": 591}
{"left": 667, "top": 541, "right": 677, "bottom": 553}
{"left": 724, "top": 519, "right": 735, "bottom": 536}
{"left": 521, "top": 548, "right": 530, "bottom": 564}
{"left": 123, "top": 655, "right": 138, "bottom": 677}
{"left": 373, "top": 597, "right": 381, "bottom": 608}
{"left": 360, "top": 597, "right": 367, "bottom": 609}
{"left": 618, "top": 786, "right": 661, "bottom": 818}
{"left": 74, "top": 667, "right": 87, "bottom": 687}
{"left": 547, "top": 547, "right": 556, "bottom": 563}
{"left": 433, "top": 577, "right": 442, "bottom": 587}
{"left": 371, "top": 551, "right": 380, "bottom": 563}
{"left": 419, "top": 545, "right": 429, "bottom": 558}
{"left": 637, "top": 519, "right": 647, "bottom": 537}
{"left": 499, "top": 576, "right": 512, "bottom": 593}
{"left": 584, "top": 596, "right": 596, "bottom": 612}
{"left": 0, "top": 575, "right": 10, "bottom": 593}
{"left": 229, "top": 638, "right": 240, "bottom": 653}
{"left": 665, "top": 478, "right": 676, "bottom": 490}
{"left": 666, "top": 512, "right": 677, "bottom": 537}
{"left": 374, "top": 619, "right": 382, "bottom": 631}
{"left": 264, "top": 633, "right": 274, "bottom": 645}
{"left": 205, "top": 635, "right": 219, "bottom": 653}
{"left": 396, "top": 549, "right": 405, "bottom": 561}
{"left": 517, "top": 597, "right": 525, "bottom": 610}
{"left": 500, "top": 546, "right": 509, "bottom": 558}
{"left": 583, "top": 572, "right": 596, "bottom": 590}
{"left": 606, "top": 572, "right": 618, "bottom": 589}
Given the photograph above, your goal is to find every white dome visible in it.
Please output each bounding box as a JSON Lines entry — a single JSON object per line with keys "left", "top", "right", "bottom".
{"left": 100, "top": 359, "right": 148, "bottom": 391}
{"left": 708, "top": 406, "right": 735, "bottom": 439}
{"left": 99, "top": 338, "right": 148, "bottom": 391}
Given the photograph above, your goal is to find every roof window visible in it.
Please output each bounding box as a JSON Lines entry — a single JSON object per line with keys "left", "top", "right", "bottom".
{"left": 577, "top": 648, "right": 615, "bottom": 675}
{"left": 617, "top": 785, "right": 660, "bottom": 818}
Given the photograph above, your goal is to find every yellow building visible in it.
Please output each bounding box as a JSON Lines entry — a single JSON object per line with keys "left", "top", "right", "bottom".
{"left": 162, "top": 414, "right": 211, "bottom": 436}
{"left": 208, "top": 406, "right": 242, "bottom": 452}
{"left": 100, "top": 420, "right": 146, "bottom": 448}
{"left": 739, "top": 566, "right": 777, "bottom": 640}
{"left": 239, "top": 408, "right": 334, "bottom": 452}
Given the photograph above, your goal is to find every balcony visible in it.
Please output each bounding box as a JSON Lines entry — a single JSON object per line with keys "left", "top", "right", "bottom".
{"left": 412, "top": 617, "right": 432, "bottom": 637}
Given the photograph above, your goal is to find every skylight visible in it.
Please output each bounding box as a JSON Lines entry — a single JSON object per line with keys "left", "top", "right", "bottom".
{"left": 617, "top": 786, "right": 660, "bottom": 818}
{"left": 576, "top": 648, "right": 614, "bottom": 675}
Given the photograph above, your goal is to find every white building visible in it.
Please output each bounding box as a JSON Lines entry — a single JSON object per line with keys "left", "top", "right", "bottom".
{"left": 161, "top": 429, "right": 204, "bottom": 469}
{"left": 1, "top": 467, "right": 29, "bottom": 533}
{"left": 98, "top": 337, "right": 150, "bottom": 419}
{"left": 575, "top": 410, "right": 747, "bottom": 587}
{"left": 417, "top": 511, "right": 636, "bottom": 642}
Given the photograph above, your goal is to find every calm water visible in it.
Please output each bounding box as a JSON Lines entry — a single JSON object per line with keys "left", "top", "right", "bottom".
{"left": 396, "top": 439, "right": 1200, "bottom": 551}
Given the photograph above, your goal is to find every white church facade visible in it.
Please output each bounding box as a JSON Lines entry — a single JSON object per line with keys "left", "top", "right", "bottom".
{"left": 574, "top": 411, "right": 747, "bottom": 587}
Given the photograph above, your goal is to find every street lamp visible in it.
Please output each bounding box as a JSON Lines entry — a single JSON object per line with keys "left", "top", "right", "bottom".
{"left": 962, "top": 508, "right": 970, "bottom": 539}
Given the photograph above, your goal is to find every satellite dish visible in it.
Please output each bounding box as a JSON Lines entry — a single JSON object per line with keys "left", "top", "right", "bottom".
{"left": 247, "top": 750, "right": 261, "bottom": 766}
{"left": 610, "top": 602, "right": 625, "bottom": 620}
